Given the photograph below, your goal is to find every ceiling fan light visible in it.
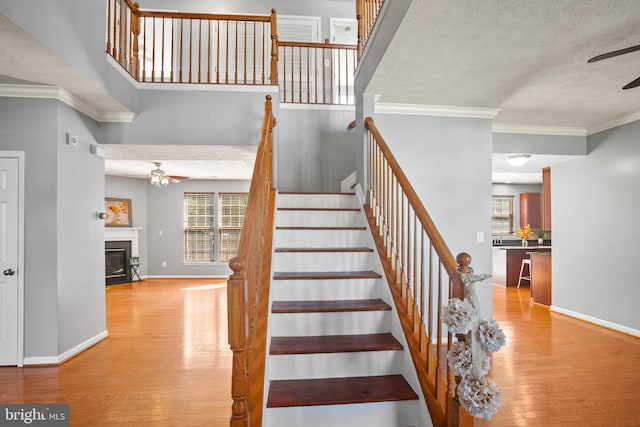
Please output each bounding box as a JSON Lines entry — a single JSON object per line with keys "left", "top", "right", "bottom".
{"left": 160, "top": 176, "right": 169, "bottom": 187}
{"left": 150, "top": 174, "right": 161, "bottom": 185}
{"left": 505, "top": 154, "right": 531, "bottom": 167}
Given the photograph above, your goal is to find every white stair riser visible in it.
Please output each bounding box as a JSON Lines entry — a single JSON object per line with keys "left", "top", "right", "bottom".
{"left": 269, "top": 350, "right": 404, "bottom": 380}
{"left": 276, "top": 210, "right": 363, "bottom": 227}
{"left": 264, "top": 401, "right": 418, "bottom": 427}
{"left": 270, "top": 311, "right": 391, "bottom": 336}
{"left": 273, "top": 252, "right": 375, "bottom": 272}
{"left": 275, "top": 229, "right": 370, "bottom": 248}
{"left": 271, "top": 278, "right": 383, "bottom": 301}
{"left": 278, "top": 194, "right": 360, "bottom": 209}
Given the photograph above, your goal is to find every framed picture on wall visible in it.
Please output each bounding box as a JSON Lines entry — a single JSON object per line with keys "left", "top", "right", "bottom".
{"left": 105, "top": 198, "right": 132, "bottom": 227}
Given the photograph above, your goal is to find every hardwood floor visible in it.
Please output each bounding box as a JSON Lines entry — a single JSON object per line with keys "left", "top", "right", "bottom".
{"left": 0, "top": 278, "right": 232, "bottom": 426}
{"left": 1, "top": 279, "right": 639, "bottom": 426}
{"left": 476, "top": 285, "right": 640, "bottom": 427}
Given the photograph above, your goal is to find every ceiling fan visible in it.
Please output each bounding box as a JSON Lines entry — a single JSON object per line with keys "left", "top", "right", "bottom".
{"left": 149, "top": 162, "right": 189, "bottom": 187}
{"left": 587, "top": 43, "right": 640, "bottom": 89}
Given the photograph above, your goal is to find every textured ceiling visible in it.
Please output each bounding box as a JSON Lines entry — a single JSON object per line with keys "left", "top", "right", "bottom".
{"left": 368, "top": 0, "right": 640, "bottom": 131}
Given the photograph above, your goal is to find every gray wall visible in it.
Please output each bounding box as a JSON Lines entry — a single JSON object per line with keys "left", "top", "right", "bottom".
{"left": 493, "top": 132, "right": 587, "bottom": 155}
{"left": 553, "top": 119, "right": 640, "bottom": 331}
{"left": 373, "top": 113, "right": 494, "bottom": 317}
{"left": 0, "top": 98, "right": 106, "bottom": 359}
{"left": 491, "top": 183, "right": 543, "bottom": 236}
{"left": 105, "top": 176, "right": 149, "bottom": 277}
{"left": 97, "top": 89, "right": 278, "bottom": 147}
{"left": 278, "top": 107, "right": 357, "bottom": 192}
{"left": 106, "top": 176, "right": 250, "bottom": 277}
{"left": 56, "top": 102, "right": 107, "bottom": 354}
{"left": 146, "top": 180, "right": 250, "bottom": 277}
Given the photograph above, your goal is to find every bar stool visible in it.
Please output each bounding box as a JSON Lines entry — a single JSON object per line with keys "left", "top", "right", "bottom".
{"left": 517, "top": 258, "right": 531, "bottom": 288}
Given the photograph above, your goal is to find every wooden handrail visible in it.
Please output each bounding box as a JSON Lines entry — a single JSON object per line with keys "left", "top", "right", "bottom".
{"left": 227, "top": 95, "right": 276, "bottom": 427}
{"left": 364, "top": 117, "right": 473, "bottom": 427}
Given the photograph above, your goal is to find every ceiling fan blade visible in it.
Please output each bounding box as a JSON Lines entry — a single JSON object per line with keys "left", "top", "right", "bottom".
{"left": 168, "top": 176, "right": 190, "bottom": 183}
{"left": 623, "top": 75, "right": 640, "bottom": 90}
{"left": 587, "top": 44, "right": 640, "bottom": 63}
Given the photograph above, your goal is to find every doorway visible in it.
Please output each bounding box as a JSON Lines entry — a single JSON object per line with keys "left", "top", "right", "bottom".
{"left": 0, "top": 152, "right": 24, "bottom": 366}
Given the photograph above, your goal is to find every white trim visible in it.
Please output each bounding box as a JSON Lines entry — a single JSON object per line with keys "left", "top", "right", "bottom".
{"left": 492, "top": 123, "right": 587, "bottom": 136}
{"left": 0, "top": 83, "right": 136, "bottom": 123}
{"left": 0, "top": 152, "right": 25, "bottom": 367}
{"left": 375, "top": 102, "right": 500, "bottom": 119}
{"left": 23, "top": 330, "right": 109, "bottom": 366}
{"left": 550, "top": 305, "right": 640, "bottom": 338}
{"left": 587, "top": 110, "right": 640, "bottom": 135}
{"left": 106, "top": 55, "right": 279, "bottom": 95}
{"left": 280, "top": 103, "right": 355, "bottom": 111}
{"left": 340, "top": 171, "right": 357, "bottom": 193}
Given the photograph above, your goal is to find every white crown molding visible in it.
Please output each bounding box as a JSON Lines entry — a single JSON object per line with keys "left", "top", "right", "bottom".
{"left": 0, "top": 84, "right": 136, "bottom": 123}
{"left": 492, "top": 123, "right": 587, "bottom": 136}
{"left": 587, "top": 110, "right": 640, "bottom": 136}
{"left": 375, "top": 102, "right": 500, "bottom": 119}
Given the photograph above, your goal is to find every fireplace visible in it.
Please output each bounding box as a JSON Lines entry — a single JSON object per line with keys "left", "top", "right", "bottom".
{"left": 105, "top": 241, "right": 132, "bottom": 285}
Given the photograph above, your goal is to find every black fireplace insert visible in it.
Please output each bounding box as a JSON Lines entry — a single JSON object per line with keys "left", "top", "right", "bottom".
{"left": 105, "top": 240, "right": 132, "bottom": 285}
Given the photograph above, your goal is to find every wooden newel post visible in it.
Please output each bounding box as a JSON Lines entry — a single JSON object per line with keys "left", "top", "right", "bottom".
{"left": 270, "top": 9, "right": 278, "bottom": 86}
{"left": 130, "top": 3, "right": 140, "bottom": 78}
{"left": 228, "top": 256, "right": 249, "bottom": 427}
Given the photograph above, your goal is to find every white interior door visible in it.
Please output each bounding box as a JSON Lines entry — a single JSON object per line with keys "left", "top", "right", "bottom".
{"left": 0, "top": 157, "right": 19, "bottom": 366}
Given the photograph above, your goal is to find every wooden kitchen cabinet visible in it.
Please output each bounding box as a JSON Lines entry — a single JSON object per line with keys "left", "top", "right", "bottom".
{"left": 520, "top": 192, "right": 541, "bottom": 228}
{"left": 541, "top": 167, "right": 551, "bottom": 231}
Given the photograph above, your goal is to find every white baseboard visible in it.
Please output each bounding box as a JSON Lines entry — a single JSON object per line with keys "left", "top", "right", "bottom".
{"left": 550, "top": 305, "right": 640, "bottom": 338}
{"left": 24, "top": 330, "right": 109, "bottom": 366}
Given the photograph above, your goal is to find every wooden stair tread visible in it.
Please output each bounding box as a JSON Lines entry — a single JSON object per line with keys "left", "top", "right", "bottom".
{"left": 276, "top": 226, "right": 367, "bottom": 230}
{"left": 266, "top": 375, "right": 418, "bottom": 407}
{"left": 275, "top": 247, "right": 373, "bottom": 253}
{"left": 272, "top": 299, "right": 390, "bottom": 313}
{"left": 278, "top": 207, "right": 360, "bottom": 212}
{"left": 270, "top": 333, "right": 402, "bottom": 355}
{"left": 273, "top": 271, "right": 382, "bottom": 280}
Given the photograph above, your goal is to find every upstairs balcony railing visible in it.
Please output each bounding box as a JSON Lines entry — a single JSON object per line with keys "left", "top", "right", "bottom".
{"left": 106, "top": 0, "right": 356, "bottom": 105}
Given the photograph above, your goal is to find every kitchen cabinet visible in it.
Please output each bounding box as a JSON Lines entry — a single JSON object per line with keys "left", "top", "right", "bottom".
{"left": 530, "top": 252, "right": 551, "bottom": 305}
{"left": 541, "top": 167, "right": 551, "bottom": 231}
{"left": 520, "top": 192, "right": 541, "bottom": 228}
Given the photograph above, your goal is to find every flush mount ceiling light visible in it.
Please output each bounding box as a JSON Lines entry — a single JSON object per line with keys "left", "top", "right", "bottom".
{"left": 505, "top": 154, "right": 531, "bottom": 167}
{"left": 150, "top": 162, "right": 170, "bottom": 188}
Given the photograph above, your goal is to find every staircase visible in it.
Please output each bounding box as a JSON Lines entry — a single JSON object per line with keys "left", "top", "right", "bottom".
{"left": 263, "top": 192, "right": 429, "bottom": 427}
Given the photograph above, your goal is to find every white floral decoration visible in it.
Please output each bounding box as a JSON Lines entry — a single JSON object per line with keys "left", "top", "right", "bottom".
{"left": 457, "top": 376, "right": 501, "bottom": 420}
{"left": 477, "top": 318, "right": 506, "bottom": 354}
{"left": 447, "top": 341, "right": 491, "bottom": 378}
{"left": 442, "top": 298, "right": 476, "bottom": 335}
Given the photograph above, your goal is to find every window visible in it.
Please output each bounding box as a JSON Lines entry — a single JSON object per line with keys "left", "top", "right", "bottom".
{"left": 492, "top": 196, "right": 514, "bottom": 235}
{"left": 219, "top": 193, "right": 249, "bottom": 262}
{"left": 183, "top": 193, "right": 248, "bottom": 262}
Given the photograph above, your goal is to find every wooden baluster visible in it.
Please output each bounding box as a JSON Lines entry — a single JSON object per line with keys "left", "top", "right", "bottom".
{"left": 106, "top": 0, "right": 112, "bottom": 54}
{"left": 228, "top": 257, "right": 248, "bottom": 427}
{"left": 216, "top": 19, "right": 220, "bottom": 83}
{"left": 189, "top": 19, "right": 193, "bottom": 83}
{"left": 130, "top": 3, "right": 140, "bottom": 79}
{"left": 234, "top": 20, "right": 238, "bottom": 84}
{"left": 198, "top": 19, "right": 202, "bottom": 83}
{"left": 356, "top": 0, "right": 363, "bottom": 57}
{"left": 207, "top": 20, "right": 212, "bottom": 83}
{"left": 118, "top": 0, "right": 125, "bottom": 63}
{"left": 252, "top": 22, "right": 256, "bottom": 84}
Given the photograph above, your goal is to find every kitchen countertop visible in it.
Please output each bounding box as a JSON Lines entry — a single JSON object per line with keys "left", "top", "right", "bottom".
{"left": 494, "top": 246, "right": 552, "bottom": 250}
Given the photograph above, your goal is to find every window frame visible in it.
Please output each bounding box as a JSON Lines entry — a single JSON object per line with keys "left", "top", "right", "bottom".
{"left": 491, "top": 195, "right": 514, "bottom": 236}
{"left": 183, "top": 192, "right": 248, "bottom": 264}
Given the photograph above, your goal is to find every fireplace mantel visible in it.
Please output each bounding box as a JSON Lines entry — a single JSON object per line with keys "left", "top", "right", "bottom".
{"left": 104, "top": 227, "right": 141, "bottom": 257}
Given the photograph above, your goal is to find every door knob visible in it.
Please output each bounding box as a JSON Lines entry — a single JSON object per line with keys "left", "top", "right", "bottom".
{"left": 3, "top": 268, "right": 15, "bottom": 276}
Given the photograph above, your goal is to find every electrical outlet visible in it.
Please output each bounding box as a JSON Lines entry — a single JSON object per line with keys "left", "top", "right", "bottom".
{"left": 162, "top": 262, "right": 167, "bottom": 268}
{"left": 477, "top": 231, "right": 485, "bottom": 243}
